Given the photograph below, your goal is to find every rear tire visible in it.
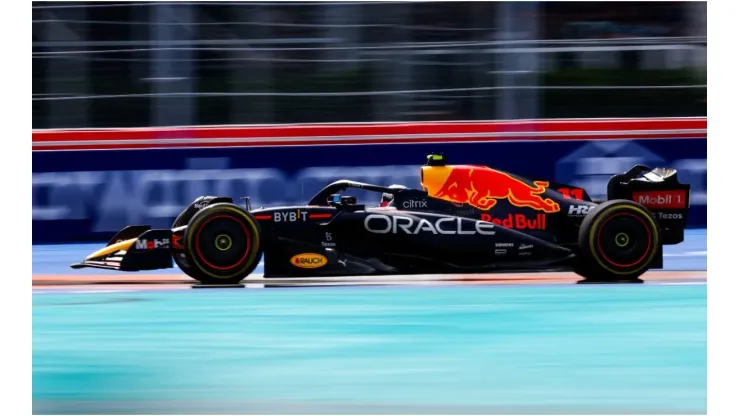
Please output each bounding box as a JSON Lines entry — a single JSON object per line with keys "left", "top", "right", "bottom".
{"left": 180, "top": 203, "right": 262, "bottom": 285}
{"left": 576, "top": 199, "right": 660, "bottom": 283}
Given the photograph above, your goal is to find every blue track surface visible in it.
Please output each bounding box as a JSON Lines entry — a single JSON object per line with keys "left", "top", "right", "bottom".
{"left": 32, "top": 230, "right": 707, "bottom": 414}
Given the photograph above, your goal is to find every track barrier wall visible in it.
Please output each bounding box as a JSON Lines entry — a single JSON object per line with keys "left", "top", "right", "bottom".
{"left": 32, "top": 117, "right": 707, "bottom": 243}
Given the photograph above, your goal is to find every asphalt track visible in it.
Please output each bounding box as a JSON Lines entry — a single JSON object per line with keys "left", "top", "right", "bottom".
{"left": 32, "top": 229, "right": 707, "bottom": 415}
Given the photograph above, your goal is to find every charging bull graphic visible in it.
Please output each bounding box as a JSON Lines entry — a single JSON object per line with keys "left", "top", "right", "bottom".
{"left": 422, "top": 165, "right": 561, "bottom": 213}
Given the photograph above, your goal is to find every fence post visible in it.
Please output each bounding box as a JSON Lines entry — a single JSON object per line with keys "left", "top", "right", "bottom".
{"left": 39, "top": 7, "right": 90, "bottom": 128}
{"left": 228, "top": 5, "right": 275, "bottom": 124}
{"left": 150, "top": 3, "right": 195, "bottom": 127}
{"left": 495, "top": 2, "right": 540, "bottom": 120}
{"left": 372, "top": 3, "right": 411, "bottom": 121}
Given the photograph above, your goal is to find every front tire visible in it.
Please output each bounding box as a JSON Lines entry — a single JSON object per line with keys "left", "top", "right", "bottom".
{"left": 576, "top": 199, "right": 660, "bottom": 283}
{"left": 181, "top": 203, "right": 262, "bottom": 285}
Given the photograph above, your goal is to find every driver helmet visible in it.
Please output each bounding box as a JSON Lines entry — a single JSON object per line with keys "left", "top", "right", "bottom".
{"left": 380, "top": 184, "right": 407, "bottom": 207}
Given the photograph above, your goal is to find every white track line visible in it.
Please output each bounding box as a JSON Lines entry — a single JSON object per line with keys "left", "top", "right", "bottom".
{"left": 664, "top": 251, "right": 707, "bottom": 257}
{"left": 34, "top": 289, "right": 138, "bottom": 294}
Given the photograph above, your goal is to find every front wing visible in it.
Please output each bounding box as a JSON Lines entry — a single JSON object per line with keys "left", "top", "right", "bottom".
{"left": 70, "top": 227, "right": 175, "bottom": 272}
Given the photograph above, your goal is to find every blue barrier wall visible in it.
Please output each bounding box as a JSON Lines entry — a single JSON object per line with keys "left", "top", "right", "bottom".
{"left": 32, "top": 138, "right": 706, "bottom": 243}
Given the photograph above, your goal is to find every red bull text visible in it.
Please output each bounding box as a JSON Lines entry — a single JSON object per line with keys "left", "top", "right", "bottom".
{"left": 480, "top": 213, "right": 547, "bottom": 230}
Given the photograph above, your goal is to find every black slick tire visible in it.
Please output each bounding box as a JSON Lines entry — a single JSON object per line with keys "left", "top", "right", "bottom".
{"left": 180, "top": 203, "right": 262, "bottom": 285}
{"left": 576, "top": 199, "right": 660, "bottom": 283}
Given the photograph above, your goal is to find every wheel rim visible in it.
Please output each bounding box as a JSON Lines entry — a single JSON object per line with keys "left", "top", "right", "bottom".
{"left": 614, "top": 232, "right": 630, "bottom": 247}
{"left": 194, "top": 215, "right": 251, "bottom": 271}
{"left": 596, "top": 212, "right": 652, "bottom": 269}
{"left": 214, "top": 234, "right": 233, "bottom": 252}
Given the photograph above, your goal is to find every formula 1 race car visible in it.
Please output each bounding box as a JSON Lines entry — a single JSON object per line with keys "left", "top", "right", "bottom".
{"left": 71, "top": 154, "right": 691, "bottom": 284}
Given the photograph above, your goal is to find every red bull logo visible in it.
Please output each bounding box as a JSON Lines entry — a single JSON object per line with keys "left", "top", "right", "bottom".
{"left": 422, "top": 165, "right": 560, "bottom": 213}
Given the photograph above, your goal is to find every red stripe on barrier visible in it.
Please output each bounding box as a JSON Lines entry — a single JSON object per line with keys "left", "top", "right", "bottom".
{"left": 32, "top": 132, "right": 705, "bottom": 152}
{"left": 31, "top": 118, "right": 707, "bottom": 150}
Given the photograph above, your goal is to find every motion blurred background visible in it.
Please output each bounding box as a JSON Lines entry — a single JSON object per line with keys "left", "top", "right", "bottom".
{"left": 31, "top": 6, "right": 708, "bottom": 414}
{"left": 32, "top": 1, "right": 707, "bottom": 243}
{"left": 32, "top": 1, "right": 706, "bottom": 127}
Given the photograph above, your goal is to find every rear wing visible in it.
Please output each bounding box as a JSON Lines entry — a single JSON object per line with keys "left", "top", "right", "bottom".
{"left": 608, "top": 165, "right": 691, "bottom": 244}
